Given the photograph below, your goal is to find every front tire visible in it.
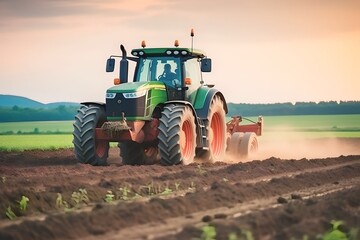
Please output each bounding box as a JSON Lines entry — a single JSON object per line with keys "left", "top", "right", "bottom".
{"left": 158, "top": 104, "right": 196, "bottom": 165}
{"left": 73, "top": 105, "right": 109, "bottom": 166}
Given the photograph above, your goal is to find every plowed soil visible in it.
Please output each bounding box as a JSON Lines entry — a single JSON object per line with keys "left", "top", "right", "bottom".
{"left": 0, "top": 138, "right": 359, "bottom": 240}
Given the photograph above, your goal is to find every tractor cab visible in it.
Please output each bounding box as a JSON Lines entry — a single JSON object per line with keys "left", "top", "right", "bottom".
{"left": 106, "top": 45, "right": 211, "bottom": 104}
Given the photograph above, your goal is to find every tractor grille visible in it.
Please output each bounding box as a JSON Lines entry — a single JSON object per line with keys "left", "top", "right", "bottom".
{"left": 106, "top": 93, "right": 146, "bottom": 118}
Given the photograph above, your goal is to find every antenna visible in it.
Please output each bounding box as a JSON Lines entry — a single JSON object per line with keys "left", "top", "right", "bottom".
{"left": 190, "top": 28, "right": 194, "bottom": 52}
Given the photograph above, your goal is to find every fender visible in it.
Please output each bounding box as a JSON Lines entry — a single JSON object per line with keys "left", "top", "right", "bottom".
{"left": 80, "top": 102, "right": 106, "bottom": 108}
{"left": 162, "top": 100, "right": 199, "bottom": 124}
{"left": 193, "top": 87, "right": 228, "bottom": 119}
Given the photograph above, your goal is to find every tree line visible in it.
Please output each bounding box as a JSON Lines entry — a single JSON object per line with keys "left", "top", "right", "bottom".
{"left": 0, "top": 101, "right": 360, "bottom": 122}
{"left": 0, "top": 105, "right": 80, "bottom": 122}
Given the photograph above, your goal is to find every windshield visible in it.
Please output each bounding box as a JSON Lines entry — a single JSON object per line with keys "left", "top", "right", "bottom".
{"left": 135, "top": 57, "right": 181, "bottom": 84}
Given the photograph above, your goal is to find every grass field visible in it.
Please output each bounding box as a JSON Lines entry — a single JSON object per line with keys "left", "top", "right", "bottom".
{"left": 0, "top": 120, "right": 73, "bottom": 134}
{"left": 0, "top": 134, "right": 73, "bottom": 151}
{"left": 0, "top": 114, "right": 359, "bottom": 151}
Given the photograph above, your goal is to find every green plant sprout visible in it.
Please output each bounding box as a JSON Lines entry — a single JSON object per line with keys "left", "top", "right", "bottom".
{"left": 71, "top": 188, "right": 89, "bottom": 207}
{"left": 318, "top": 220, "right": 348, "bottom": 240}
{"left": 199, "top": 224, "right": 217, "bottom": 240}
{"left": 189, "top": 181, "right": 196, "bottom": 191}
{"left": 5, "top": 206, "right": 17, "bottom": 220}
{"left": 18, "top": 195, "right": 29, "bottom": 212}
{"left": 118, "top": 187, "right": 131, "bottom": 200}
{"left": 174, "top": 182, "right": 180, "bottom": 191}
{"left": 228, "top": 232, "right": 238, "bottom": 240}
{"left": 56, "top": 193, "right": 72, "bottom": 212}
{"left": 56, "top": 193, "right": 64, "bottom": 208}
{"left": 197, "top": 164, "right": 207, "bottom": 175}
{"left": 160, "top": 187, "right": 173, "bottom": 196}
{"left": 105, "top": 190, "right": 115, "bottom": 203}
{"left": 144, "top": 182, "right": 156, "bottom": 196}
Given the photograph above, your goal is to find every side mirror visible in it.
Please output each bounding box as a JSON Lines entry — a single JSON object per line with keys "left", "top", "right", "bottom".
{"left": 106, "top": 58, "right": 115, "bottom": 72}
{"left": 201, "top": 58, "right": 212, "bottom": 72}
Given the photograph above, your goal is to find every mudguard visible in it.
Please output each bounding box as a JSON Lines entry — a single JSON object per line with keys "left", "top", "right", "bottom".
{"left": 193, "top": 87, "right": 228, "bottom": 119}
{"left": 80, "top": 102, "right": 106, "bottom": 108}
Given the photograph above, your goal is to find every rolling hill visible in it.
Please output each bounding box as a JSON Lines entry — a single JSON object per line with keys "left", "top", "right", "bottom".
{"left": 0, "top": 94, "right": 79, "bottom": 108}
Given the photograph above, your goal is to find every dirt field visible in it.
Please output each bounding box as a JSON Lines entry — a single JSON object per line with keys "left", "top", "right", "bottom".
{"left": 0, "top": 138, "right": 359, "bottom": 240}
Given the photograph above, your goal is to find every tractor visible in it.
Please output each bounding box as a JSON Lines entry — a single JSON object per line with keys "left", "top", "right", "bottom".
{"left": 73, "top": 32, "right": 263, "bottom": 166}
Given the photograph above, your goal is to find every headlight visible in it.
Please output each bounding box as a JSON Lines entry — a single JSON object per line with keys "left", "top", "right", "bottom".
{"left": 123, "top": 90, "right": 147, "bottom": 99}
{"left": 106, "top": 93, "right": 116, "bottom": 99}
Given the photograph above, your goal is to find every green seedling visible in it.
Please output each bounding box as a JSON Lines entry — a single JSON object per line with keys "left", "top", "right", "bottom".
{"left": 71, "top": 188, "right": 89, "bottom": 207}
{"left": 160, "top": 187, "right": 173, "bottom": 196}
{"left": 189, "top": 181, "right": 196, "bottom": 191}
{"left": 199, "top": 224, "right": 217, "bottom": 240}
{"left": 318, "top": 220, "right": 347, "bottom": 240}
{"left": 118, "top": 187, "right": 131, "bottom": 201}
{"left": 228, "top": 232, "right": 238, "bottom": 240}
{"left": 144, "top": 182, "right": 155, "bottom": 196}
{"left": 56, "top": 193, "right": 63, "bottom": 208}
{"left": 56, "top": 193, "right": 72, "bottom": 212}
{"left": 174, "top": 182, "right": 180, "bottom": 191}
{"left": 5, "top": 206, "right": 17, "bottom": 220}
{"left": 18, "top": 195, "right": 29, "bottom": 212}
{"left": 105, "top": 190, "right": 115, "bottom": 203}
{"left": 197, "top": 164, "right": 206, "bottom": 175}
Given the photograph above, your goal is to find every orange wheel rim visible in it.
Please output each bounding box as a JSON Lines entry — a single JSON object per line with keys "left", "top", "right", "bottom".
{"left": 210, "top": 112, "right": 224, "bottom": 156}
{"left": 96, "top": 140, "right": 107, "bottom": 158}
{"left": 180, "top": 120, "right": 193, "bottom": 159}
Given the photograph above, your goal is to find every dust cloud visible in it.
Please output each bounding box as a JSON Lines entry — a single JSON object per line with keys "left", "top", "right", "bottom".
{"left": 225, "top": 129, "right": 360, "bottom": 162}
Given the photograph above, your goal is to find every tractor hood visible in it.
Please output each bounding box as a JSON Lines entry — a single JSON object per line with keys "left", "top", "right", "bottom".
{"left": 107, "top": 81, "right": 165, "bottom": 94}
{"left": 106, "top": 81, "right": 167, "bottom": 121}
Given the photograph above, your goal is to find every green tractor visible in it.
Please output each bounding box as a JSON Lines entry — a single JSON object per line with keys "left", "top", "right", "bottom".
{"left": 73, "top": 37, "right": 262, "bottom": 166}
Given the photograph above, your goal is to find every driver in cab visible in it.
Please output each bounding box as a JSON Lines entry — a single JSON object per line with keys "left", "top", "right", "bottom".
{"left": 158, "top": 64, "right": 180, "bottom": 87}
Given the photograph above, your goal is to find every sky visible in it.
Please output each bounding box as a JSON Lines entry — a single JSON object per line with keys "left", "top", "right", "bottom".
{"left": 0, "top": 0, "right": 359, "bottom": 104}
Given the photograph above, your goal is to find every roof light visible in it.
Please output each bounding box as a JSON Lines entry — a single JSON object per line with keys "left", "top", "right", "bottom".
{"left": 174, "top": 40, "right": 179, "bottom": 47}
{"left": 181, "top": 50, "right": 188, "bottom": 55}
{"left": 141, "top": 40, "right": 146, "bottom": 48}
{"left": 139, "top": 51, "right": 144, "bottom": 56}
{"left": 133, "top": 51, "right": 138, "bottom": 56}
{"left": 185, "top": 77, "right": 192, "bottom": 85}
{"left": 114, "top": 78, "right": 120, "bottom": 85}
{"left": 166, "top": 50, "right": 172, "bottom": 55}
{"left": 174, "top": 50, "right": 179, "bottom": 55}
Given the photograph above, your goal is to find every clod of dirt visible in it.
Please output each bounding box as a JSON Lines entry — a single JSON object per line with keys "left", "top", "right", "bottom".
{"left": 98, "top": 179, "right": 112, "bottom": 188}
{"left": 290, "top": 194, "right": 302, "bottom": 200}
{"left": 277, "top": 197, "right": 288, "bottom": 204}
{"left": 214, "top": 213, "right": 227, "bottom": 219}
{"left": 202, "top": 215, "right": 212, "bottom": 222}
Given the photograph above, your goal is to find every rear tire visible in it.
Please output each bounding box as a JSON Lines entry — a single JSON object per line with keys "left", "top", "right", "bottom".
{"left": 158, "top": 104, "right": 196, "bottom": 165}
{"left": 73, "top": 105, "right": 109, "bottom": 166}
{"left": 207, "top": 96, "right": 227, "bottom": 162}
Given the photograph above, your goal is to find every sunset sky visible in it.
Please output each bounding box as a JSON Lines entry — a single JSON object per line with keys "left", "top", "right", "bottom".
{"left": 1, "top": 0, "right": 359, "bottom": 104}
